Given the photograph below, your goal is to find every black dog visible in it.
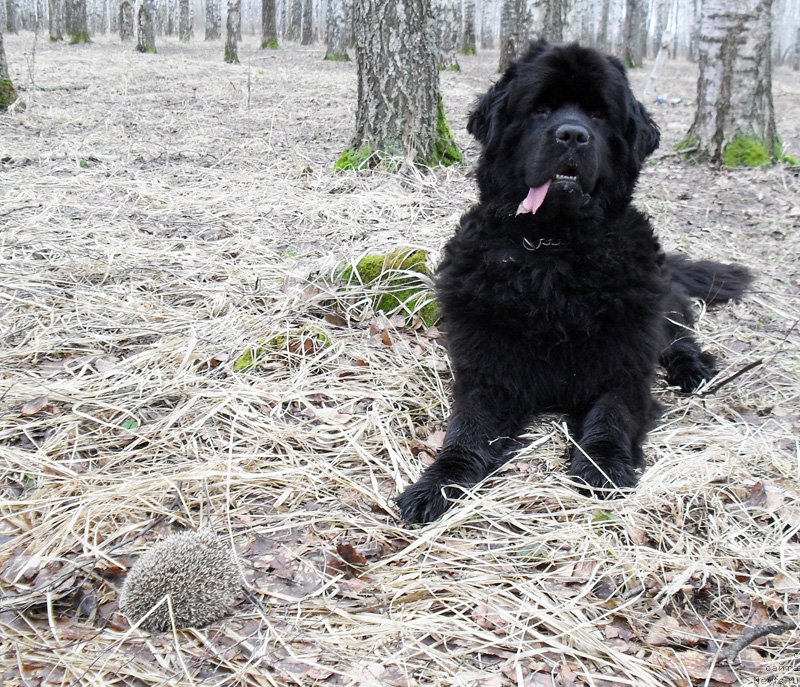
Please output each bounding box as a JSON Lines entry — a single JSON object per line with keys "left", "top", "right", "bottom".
{"left": 398, "top": 41, "right": 751, "bottom": 524}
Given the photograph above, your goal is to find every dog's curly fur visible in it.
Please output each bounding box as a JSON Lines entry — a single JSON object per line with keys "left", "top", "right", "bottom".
{"left": 398, "top": 41, "right": 752, "bottom": 524}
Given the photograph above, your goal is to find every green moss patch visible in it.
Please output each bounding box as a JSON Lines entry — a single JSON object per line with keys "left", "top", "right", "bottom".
{"left": 261, "top": 38, "right": 279, "bottom": 49}
{"left": 429, "top": 95, "right": 462, "bottom": 167}
{"left": 69, "top": 32, "right": 91, "bottom": 44}
{"left": 721, "top": 136, "right": 797, "bottom": 167}
{"left": 334, "top": 145, "right": 376, "bottom": 172}
{"left": 722, "top": 136, "right": 771, "bottom": 167}
{"left": 324, "top": 52, "right": 350, "bottom": 62}
{"left": 234, "top": 326, "right": 332, "bottom": 371}
{"left": 339, "top": 247, "right": 440, "bottom": 327}
{"left": 0, "top": 79, "right": 18, "bottom": 110}
{"left": 673, "top": 137, "right": 697, "bottom": 153}
{"left": 224, "top": 47, "right": 239, "bottom": 64}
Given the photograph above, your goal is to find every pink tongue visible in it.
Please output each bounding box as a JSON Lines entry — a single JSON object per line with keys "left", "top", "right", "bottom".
{"left": 520, "top": 181, "right": 551, "bottom": 214}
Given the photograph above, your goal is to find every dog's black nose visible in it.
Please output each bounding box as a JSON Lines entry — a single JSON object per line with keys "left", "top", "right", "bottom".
{"left": 555, "top": 123, "right": 590, "bottom": 147}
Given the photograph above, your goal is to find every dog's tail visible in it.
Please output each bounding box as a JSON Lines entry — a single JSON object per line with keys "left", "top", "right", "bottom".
{"left": 666, "top": 253, "right": 753, "bottom": 305}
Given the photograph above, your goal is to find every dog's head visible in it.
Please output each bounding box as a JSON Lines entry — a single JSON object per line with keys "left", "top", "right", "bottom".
{"left": 468, "top": 41, "right": 660, "bottom": 219}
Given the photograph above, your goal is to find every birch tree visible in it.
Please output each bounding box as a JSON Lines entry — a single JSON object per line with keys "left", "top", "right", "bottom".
{"left": 324, "top": 0, "right": 349, "bottom": 60}
{"left": 436, "top": 0, "right": 460, "bottom": 70}
{"left": 119, "top": 0, "right": 133, "bottom": 39}
{"left": 541, "top": 0, "right": 565, "bottom": 42}
{"left": 261, "top": 0, "right": 277, "bottom": 48}
{"left": 136, "top": 0, "right": 155, "bottom": 51}
{"left": 0, "top": 29, "right": 18, "bottom": 109}
{"left": 205, "top": 0, "right": 220, "bottom": 39}
{"left": 179, "top": 0, "right": 191, "bottom": 41}
{"left": 224, "top": 0, "right": 240, "bottom": 62}
{"left": 339, "top": 0, "right": 461, "bottom": 168}
{"left": 461, "top": 0, "right": 476, "bottom": 55}
{"left": 623, "top": 0, "right": 646, "bottom": 66}
{"left": 499, "top": 0, "right": 526, "bottom": 72}
{"left": 300, "top": 0, "right": 312, "bottom": 44}
{"left": 48, "top": 0, "right": 62, "bottom": 39}
{"left": 685, "top": 0, "right": 783, "bottom": 165}
{"left": 67, "top": 0, "right": 89, "bottom": 42}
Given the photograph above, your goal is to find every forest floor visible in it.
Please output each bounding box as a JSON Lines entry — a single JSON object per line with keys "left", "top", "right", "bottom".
{"left": 0, "top": 33, "right": 798, "bottom": 687}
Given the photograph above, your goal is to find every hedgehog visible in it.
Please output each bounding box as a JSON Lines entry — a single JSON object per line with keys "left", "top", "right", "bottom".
{"left": 119, "top": 529, "right": 241, "bottom": 632}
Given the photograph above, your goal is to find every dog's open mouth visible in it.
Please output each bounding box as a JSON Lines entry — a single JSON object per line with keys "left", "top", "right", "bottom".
{"left": 516, "top": 166, "right": 583, "bottom": 216}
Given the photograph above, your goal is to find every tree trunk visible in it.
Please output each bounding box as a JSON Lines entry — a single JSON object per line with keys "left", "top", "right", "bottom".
{"left": 205, "top": 0, "right": 220, "bottom": 39}
{"left": 68, "top": 0, "right": 89, "bottom": 42}
{"left": 794, "top": 26, "right": 799, "bottom": 71}
{"left": 286, "top": 0, "right": 301, "bottom": 40}
{"left": 686, "top": 0, "right": 779, "bottom": 165}
{"left": 436, "top": 0, "right": 460, "bottom": 70}
{"left": 479, "top": 0, "right": 493, "bottom": 49}
{"left": 347, "top": 0, "right": 460, "bottom": 166}
{"left": 178, "top": 0, "right": 191, "bottom": 40}
{"left": 460, "top": 0, "right": 476, "bottom": 55}
{"left": 119, "top": 0, "right": 133, "bottom": 39}
{"left": 623, "top": 0, "right": 645, "bottom": 67}
{"left": 48, "top": 0, "right": 62, "bottom": 39}
{"left": 261, "top": 0, "right": 277, "bottom": 48}
{"left": 136, "top": 0, "right": 155, "bottom": 52}
{"left": 0, "top": 29, "right": 18, "bottom": 110}
{"left": 541, "top": 0, "right": 565, "bottom": 42}
{"left": 499, "top": 0, "right": 526, "bottom": 72}
{"left": 5, "top": 0, "right": 18, "bottom": 33}
{"left": 300, "top": 0, "right": 312, "bottom": 43}
{"left": 597, "top": 0, "right": 610, "bottom": 51}
{"left": 224, "top": 0, "right": 240, "bottom": 62}
{"left": 324, "top": 0, "right": 348, "bottom": 60}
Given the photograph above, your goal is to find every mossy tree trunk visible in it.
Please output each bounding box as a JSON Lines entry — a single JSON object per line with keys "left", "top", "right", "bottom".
{"left": 460, "top": 0, "right": 476, "bottom": 55}
{"left": 224, "top": 0, "right": 239, "bottom": 63}
{"left": 260, "top": 0, "right": 277, "bottom": 48}
{"left": 48, "top": 0, "right": 63, "bottom": 39}
{"left": 686, "top": 0, "right": 779, "bottom": 165}
{"left": 324, "top": 0, "right": 348, "bottom": 60}
{"left": 205, "top": 0, "right": 220, "bottom": 39}
{"left": 623, "top": 0, "right": 646, "bottom": 67}
{"left": 0, "top": 29, "right": 18, "bottom": 110}
{"left": 119, "top": 0, "right": 133, "bottom": 39}
{"left": 345, "top": 0, "right": 461, "bottom": 167}
{"left": 435, "top": 0, "right": 460, "bottom": 71}
{"left": 67, "top": 0, "right": 89, "bottom": 42}
{"left": 498, "top": 0, "right": 526, "bottom": 72}
{"left": 300, "top": 0, "right": 312, "bottom": 44}
{"left": 136, "top": 0, "right": 156, "bottom": 52}
{"left": 178, "top": 0, "right": 191, "bottom": 41}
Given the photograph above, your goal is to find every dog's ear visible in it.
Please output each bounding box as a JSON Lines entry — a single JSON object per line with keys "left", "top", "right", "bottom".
{"left": 629, "top": 97, "right": 661, "bottom": 163}
{"left": 606, "top": 55, "right": 660, "bottom": 163}
{"left": 467, "top": 66, "right": 515, "bottom": 147}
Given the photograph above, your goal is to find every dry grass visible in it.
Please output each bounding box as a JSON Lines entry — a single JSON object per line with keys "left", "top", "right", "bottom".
{"left": 1, "top": 34, "right": 799, "bottom": 687}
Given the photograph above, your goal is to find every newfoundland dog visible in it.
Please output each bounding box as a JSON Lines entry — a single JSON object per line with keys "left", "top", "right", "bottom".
{"left": 398, "top": 41, "right": 752, "bottom": 523}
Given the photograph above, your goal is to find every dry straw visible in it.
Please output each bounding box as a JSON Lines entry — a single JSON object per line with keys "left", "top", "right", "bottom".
{"left": 0, "top": 34, "right": 798, "bottom": 686}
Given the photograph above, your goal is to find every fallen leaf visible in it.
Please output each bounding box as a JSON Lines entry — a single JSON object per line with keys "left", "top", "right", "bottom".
{"left": 21, "top": 396, "right": 49, "bottom": 416}
{"left": 336, "top": 542, "right": 367, "bottom": 568}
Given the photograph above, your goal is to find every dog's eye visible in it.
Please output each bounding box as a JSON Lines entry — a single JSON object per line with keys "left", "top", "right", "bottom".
{"left": 590, "top": 111, "right": 606, "bottom": 121}
{"left": 533, "top": 105, "right": 551, "bottom": 117}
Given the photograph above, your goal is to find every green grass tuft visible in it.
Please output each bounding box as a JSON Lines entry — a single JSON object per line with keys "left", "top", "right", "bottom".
{"left": 261, "top": 38, "right": 279, "bottom": 49}
{"left": 234, "top": 327, "right": 333, "bottom": 371}
{"left": 69, "top": 32, "right": 91, "bottom": 44}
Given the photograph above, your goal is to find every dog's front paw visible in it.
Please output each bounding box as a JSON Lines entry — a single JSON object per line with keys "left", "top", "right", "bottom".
{"left": 569, "top": 451, "right": 638, "bottom": 499}
{"left": 666, "top": 352, "right": 716, "bottom": 392}
{"left": 397, "top": 478, "right": 454, "bottom": 524}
